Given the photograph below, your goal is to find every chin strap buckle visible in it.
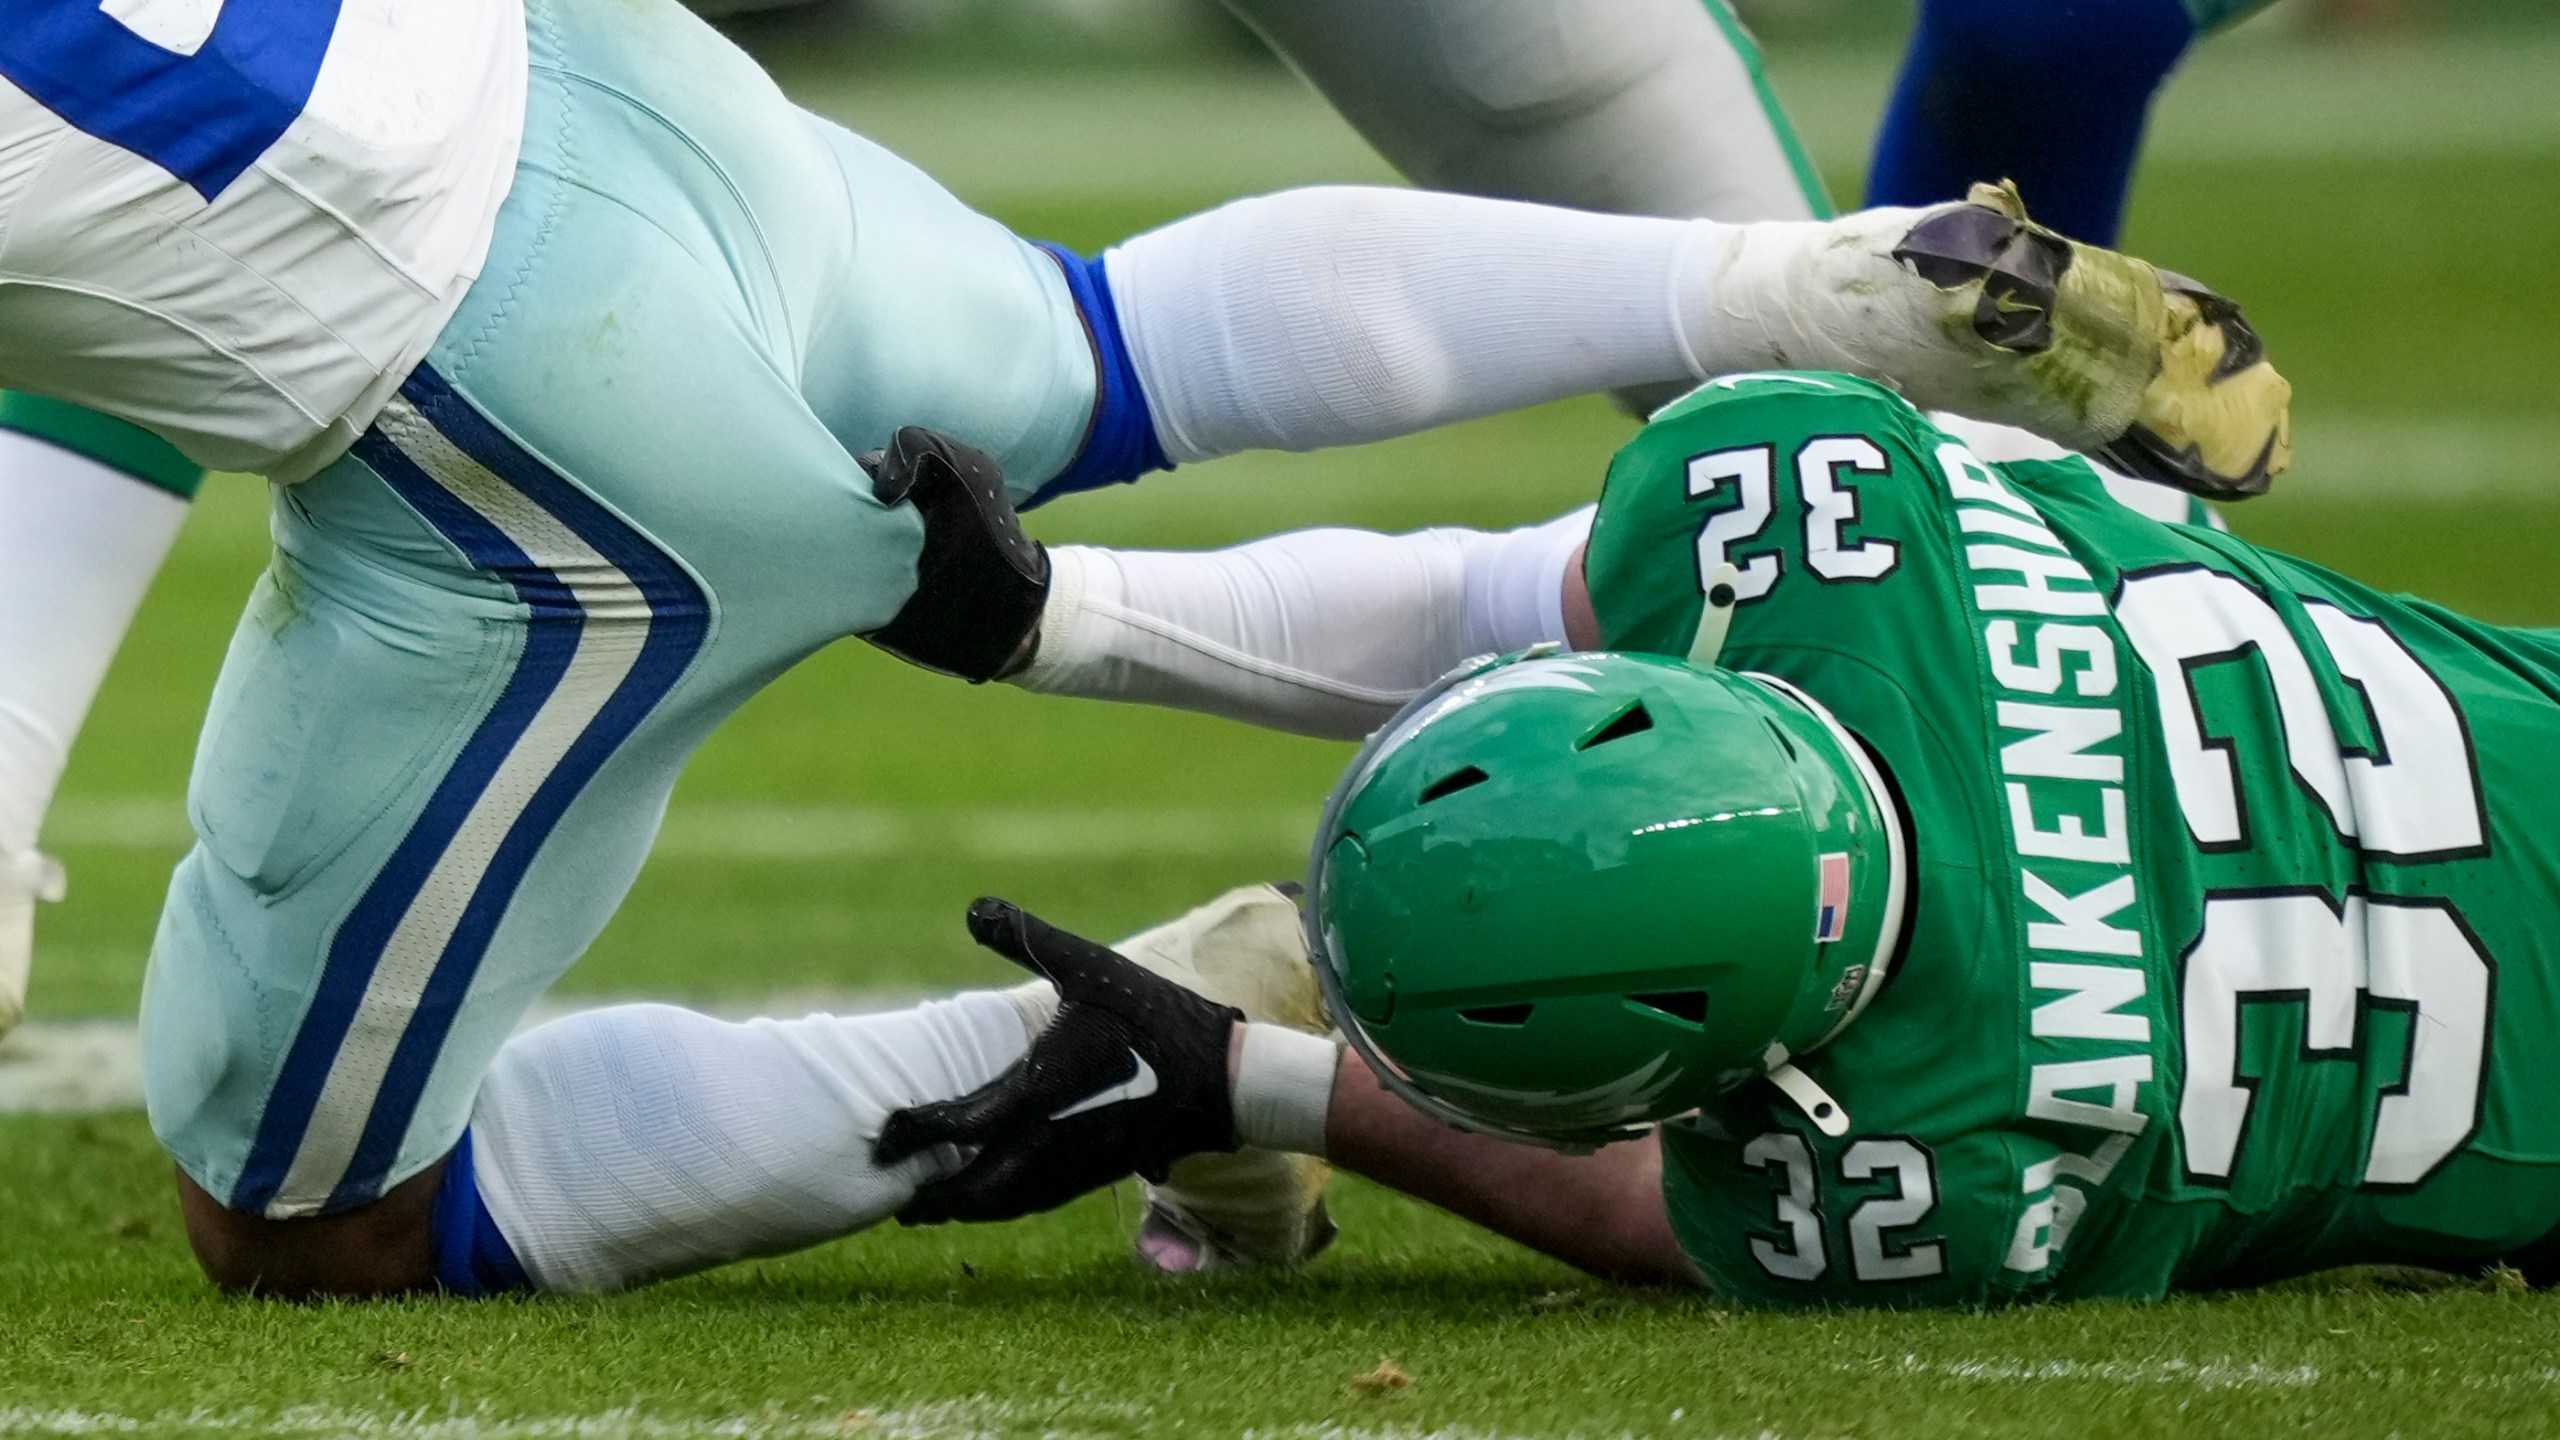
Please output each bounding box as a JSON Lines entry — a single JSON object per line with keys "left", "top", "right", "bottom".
{"left": 1763, "top": 1047, "right": 1850, "bottom": 1137}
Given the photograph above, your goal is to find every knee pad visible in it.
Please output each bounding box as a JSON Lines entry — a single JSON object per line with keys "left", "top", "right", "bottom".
{"left": 1402, "top": 0, "right": 1672, "bottom": 128}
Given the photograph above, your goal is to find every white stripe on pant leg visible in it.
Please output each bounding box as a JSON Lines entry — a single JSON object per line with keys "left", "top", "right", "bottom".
{"left": 271, "top": 404, "right": 658, "bottom": 1213}
{"left": 382, "top": 404, "right": 656, "bottom": 624}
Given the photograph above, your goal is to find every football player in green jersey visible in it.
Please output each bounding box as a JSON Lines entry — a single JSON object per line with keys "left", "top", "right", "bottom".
{"left": 878, "top": 366, "right": 2560, "bottom": 1308}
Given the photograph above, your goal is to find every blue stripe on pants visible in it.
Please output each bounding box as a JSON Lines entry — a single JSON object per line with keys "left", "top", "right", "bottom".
{"left": 229, "top": 367, "right": 710, "bottom": 1216}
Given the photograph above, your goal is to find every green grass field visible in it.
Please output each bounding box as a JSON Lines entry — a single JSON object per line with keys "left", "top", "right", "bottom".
{"left": 5, "top": 22, "right": 2559, "bottom": 1438}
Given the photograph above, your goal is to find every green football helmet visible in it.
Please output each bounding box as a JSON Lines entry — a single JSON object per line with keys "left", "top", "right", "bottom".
{"left": 1307, "top": 648, "right": 1907, "bottom": 1150}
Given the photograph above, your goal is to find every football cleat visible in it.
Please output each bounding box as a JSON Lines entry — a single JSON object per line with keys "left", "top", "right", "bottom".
{"left": 1135, "top": 1162, "right": 1337, "bottom": 1275}
{"left": 0, "top": 848, "right": 65, "bottom": 1039}
{"left": 1113, "top": 884, "right": 1339, "bottom": 1272}
{"left": 1887, "top": 181, "right": 2291, "bottom": 498}
{"left": 1707, "top": 181, "right": 2290, "bottom": 499}
{"left": 2092, "top": 270, "right": 2292, "bottom": 498}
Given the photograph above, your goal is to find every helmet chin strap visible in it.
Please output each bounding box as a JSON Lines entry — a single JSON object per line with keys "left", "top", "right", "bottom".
{"left": 1763, "top": 1047, "right": 1851, "bottom": 1138}
{"left": 1686, "top": 563, "right": 1743, "bottom": 667}
{"left": 1681, "top": 570, "right": 1904, "bottom": 1138}
{"left": 1733, "top": 672, "right": 1914, "bottom": 1141}
{"left": 1683, "top": 576, "right": 1914, "bottom": 1042}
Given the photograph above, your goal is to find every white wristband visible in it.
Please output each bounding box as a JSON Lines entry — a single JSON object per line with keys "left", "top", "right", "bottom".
{"left": 1232, "top": 1022, "right": 1343, "bottom": 1156}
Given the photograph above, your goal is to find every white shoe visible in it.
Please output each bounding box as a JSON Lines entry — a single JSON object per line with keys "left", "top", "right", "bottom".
{"left": 1711, "top": 180, "right": 2292, "bottom": 498}
{"left": 0, "top": 848, "right": 65, "bottom": 1039}
{"left": 1109, "top": 884, "right": 1339, "bottom": 1272}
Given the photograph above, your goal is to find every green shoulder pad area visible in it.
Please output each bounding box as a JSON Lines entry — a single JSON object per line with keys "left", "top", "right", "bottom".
{"left": 0, "top": 392, "right": 206, "bottom": 498}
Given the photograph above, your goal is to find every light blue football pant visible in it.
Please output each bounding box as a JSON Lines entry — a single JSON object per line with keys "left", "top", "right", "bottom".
{"left": 140, "top": 0, "right": 1101, "bottom": 1221}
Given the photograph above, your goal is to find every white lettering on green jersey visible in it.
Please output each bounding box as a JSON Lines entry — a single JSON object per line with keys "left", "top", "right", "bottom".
{"left": 1585, "top": 373, "right": 2560, "bottom": 1308}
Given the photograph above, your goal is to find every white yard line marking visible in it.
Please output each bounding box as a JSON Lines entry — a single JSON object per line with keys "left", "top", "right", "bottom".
{"left": 1851, "top": 1354, "right": 2560, "bottom": 1395}
{"left": 0, "top": 1020, "right": 145, "bottom": 1115}
{"left": 40, "top": 800, "right": 1318, "bottom": 862}
{"left": 2277, "top": 416, "right": 2560, "bottom": 502}
{"left": 0, "top": 1400, "right": 1009, "bottom": 1440}
{"left": 1853, "top": 1355, "right": 2324, "bottom": 1391}
{"left": 1241, "top": 1429, "right": 1770, "bottom": 1440}
{"left": 0, "top": 1405, "right": 1701, "bottom": 1440}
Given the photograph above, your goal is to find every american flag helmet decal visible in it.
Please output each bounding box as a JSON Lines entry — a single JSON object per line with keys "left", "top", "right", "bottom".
{"left": 1814, "top": 852, "right": 1852, "bottom": 943}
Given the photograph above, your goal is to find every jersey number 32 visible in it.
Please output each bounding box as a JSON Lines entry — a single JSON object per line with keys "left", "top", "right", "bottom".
{"left": 2118, "top": 566, "right": 2492, "bottom": 1190}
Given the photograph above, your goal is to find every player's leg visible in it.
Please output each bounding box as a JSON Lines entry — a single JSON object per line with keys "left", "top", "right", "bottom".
{"left": 778, "top": 152, "right": 2271, "bottom": 516}
{"left": 1866, "top": 0, "right": 2282, "bottom": 515}
{"left": 472, "top": 884, "right": 1331, "bottom": 1292}
{"left": 693, "top": 32, "right": 2277, "bottom": 496}
{"left": 146, "top": 0, "right": 1090, "bottom": 1296}
{"left": 440, "top": 992, "right": 1041, "bottom": 1293}
{"left": 148, "top": 0, "right": 1405, "bottom": 1298}
{"left": 1220, "top": 0, "right": 1828, "bottom": 224}
{"left": 1865, "top": 0, "right": 2279, "bottom": 246}
{"left": 0, "top": 395, "right": 204, "bottom": 1033}
{"left": 1096, "top": 179, "right": 2283, "bottom": 497}
{"left": 1219, "top": 0, "right": 1829, "bottom": 418}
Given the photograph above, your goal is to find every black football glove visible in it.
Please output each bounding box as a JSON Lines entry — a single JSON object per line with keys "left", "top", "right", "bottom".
{"left": 857, "top": 427, "right": 1047, "bottom": 682}
{"left": 874, "top": 899, "right": 1244, "bottom": 1225}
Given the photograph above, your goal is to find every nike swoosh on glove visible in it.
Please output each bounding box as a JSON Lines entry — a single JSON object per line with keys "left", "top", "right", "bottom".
{"left": 857, "top": 427, "right": 1049, "bottom": 683}
{"left": 873, "top": 898, "right": 1244, "bottom": 1225}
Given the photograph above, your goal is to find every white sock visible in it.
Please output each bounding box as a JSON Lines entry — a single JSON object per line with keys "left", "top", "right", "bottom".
{"left": 1109, "top": 184, "right": 2131, "bottom": 463}
{"left": 465, "top": 994, "right": 1032, "bottom": 1294}
{"left": 1106, "top": 187, "right": 1726, "bottom": 462}
{"left": 1674, "top": 204, "right": 2140, "bottom": 438}
{"left": 1015, "top": 508, "right": 1590, "bottom": 740}
{"left": 0, "top": 432, "right": 189, "bottom": 856}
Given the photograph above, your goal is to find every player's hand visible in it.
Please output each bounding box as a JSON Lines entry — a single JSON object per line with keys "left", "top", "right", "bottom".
{"left": 874, "top": 899, "right": 1244, "bottom": 1225}
{"left": 857, "top": 427, "right": 1048, "bottom": 683}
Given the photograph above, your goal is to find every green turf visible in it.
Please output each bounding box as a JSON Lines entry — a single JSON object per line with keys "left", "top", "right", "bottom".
{"left": 9, "top": 27, "right": 2560, "bottom": 1439}
{"left": 10, "top": 1112, "right": 2560, "bottom": 1437}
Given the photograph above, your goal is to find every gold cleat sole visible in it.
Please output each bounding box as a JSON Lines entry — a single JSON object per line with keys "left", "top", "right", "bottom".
{"left": 2096, "top": 276, "right": 2293, "bottom": 497}
{"left": 1895, "top": 181, "right": 2293, "bottom": 499}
